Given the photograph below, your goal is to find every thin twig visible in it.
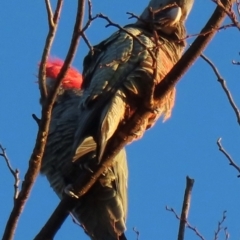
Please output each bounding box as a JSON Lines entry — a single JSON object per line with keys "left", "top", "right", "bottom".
{"left": 32, "top": 114, "right": 41, "bottom": 127}
{"left": 127, "top": 11, "right": 147, "bottom": 23}
{"left": 214, "top": 211, "right": 227, "bottom": 240}
{"left": 166, "top": 206, "right": 205, "bottom": 240}
{"left": 47, "top": 0, "right": 86, "bottom": 106}
{"left": 201, "top": 53, "right": 240, "bottom": 125}
{"left": 34, "top": 1, "right": 86, "bottom": 238}
{"left": 38, "top": 0, "right": 63, "bottom": 102}
{"left": 212, "top": 0, "right": 240, "bottom": 30}
{"left": 79, "top": 0, "right": 99, "bottom": 54}
{"left": 97, "top": 13, "right": 158, "bottom": 62}
{"left": 217, "top": 138, "right": 240, "bottom": 177}
{"left": 178, "top": 176, "right": 195, "bottom": 240}
{"left": 2, "top": 2, "right": 63, "bottom": 240}
{"left": 0, "top": 144, "right": 20, "bottom": 202}
{"left": 45, "top": 0, "right": 54, "bottom": 28}
{"left": 133, "top": 227, "right": 140, "bottom": 240}
{"left": 181, "top": 23, "right": 235, "bottom": 41}
{"left": 224, "top": 227, "right": 230, "bottom": 240}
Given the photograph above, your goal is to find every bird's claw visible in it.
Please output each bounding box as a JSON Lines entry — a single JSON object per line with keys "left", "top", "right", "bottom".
{"left": 64, "top": 184, "right": 79, "bottom": 199}
{"left": 79, "top": 162, "right": 94, "bottom": 173}
{"left": 149, "top": 107, "right": 160, "bottom": 114}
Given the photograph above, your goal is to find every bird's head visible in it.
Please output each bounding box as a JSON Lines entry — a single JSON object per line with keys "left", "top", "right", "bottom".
{"left": 38, "top": 58, "right": 83, "bottom": 105}
{"left": 139, "top": 0, "right": 194, "bottom": 35}
{"left": 44, "top": 58, "right": 83, "bottom": 92}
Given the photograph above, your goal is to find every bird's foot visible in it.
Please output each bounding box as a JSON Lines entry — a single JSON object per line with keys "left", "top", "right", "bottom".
{"left": 64, "top": 184, "right": 79, "bottom": 199}
{"left": 79, "top": 161, "right": 94, "bottom": 173}
{"left": 148, "top": 106, "right": 160, "bottom": 114}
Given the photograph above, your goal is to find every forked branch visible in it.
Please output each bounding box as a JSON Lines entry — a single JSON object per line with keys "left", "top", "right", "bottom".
{"left": 217, "top": 138, "right": 240, "bottom": 177}
{"left": 166, "top": 177, "right": 204, "bottom": 240}
{"left": 1, "top": 0, "right": 80, "bottom": 239}
{"left": 201, "top": 54, "right": 240, "bottom": 124}
{"left": 0, "top": 144, "right": 20, "bottom": 202}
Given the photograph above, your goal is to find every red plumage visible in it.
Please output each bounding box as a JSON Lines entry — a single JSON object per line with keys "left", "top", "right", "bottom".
{"left": 45, "top": 58, "right": 83, "bottom": 89}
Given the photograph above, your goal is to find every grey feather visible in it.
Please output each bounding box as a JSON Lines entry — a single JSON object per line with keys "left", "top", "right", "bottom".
{"left": 41, "top": 89, "right": 128, "bottom": 240}
{"left": 73, "top": 0, "right": 194, "bottom": 161}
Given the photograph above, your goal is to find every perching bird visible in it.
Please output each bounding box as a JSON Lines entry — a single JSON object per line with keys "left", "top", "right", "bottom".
{"left": 40, "top": 59, "right": 128, "bottom": 240}
{"left": 72, "top": 0, "right": 194, "bottom": 162}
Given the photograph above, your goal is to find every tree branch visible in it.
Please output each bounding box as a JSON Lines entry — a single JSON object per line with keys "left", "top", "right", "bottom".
{"left": 166, "top": 205, "right": 205, "bottom": 240}
{"left": 132, "top": 227, "right": 140, "bottom": 240}
{"left": 0, "top": 144, "right": 20, "bottom": 202}
{"left": 45, "top": 0, "right": 54, "bottom": 28}
{"left": 166, "top": 177, "right": 204, "bottom": 240}
{"left": 224, "top": 226, "right": 230, "bottom": 240}
{"left": 47, "top": 0, "right": 85, "bottom": 106}
{"left": 3, "top": 0, "right": 87, "bottom": 238}
{"left": 178, "top": 176, "right": 194, "bottom": 240}
{"left": 34, "top": 196, "right": 78, "bottom": 240}
{"left": 217, "top": 138, "right": 240, "bottom": 177}
{"left": 212, "top": 0, "right": 240, "bottom": 30}
{"left": 38, "top": 0, "right": 63, "bottom": 102}
{"left": 2, "top": 1, "right": 64, "bottom": 240}
{"left": 33, "top": 1, "right": 86, "bottom": 238}
{"left": 214, "top": 211, "right": 228, "bottom": 240}
{"left": 200, "top": 53, "right": 240, "bottom": 125}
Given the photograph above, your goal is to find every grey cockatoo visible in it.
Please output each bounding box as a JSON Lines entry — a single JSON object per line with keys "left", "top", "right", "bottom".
{"left": 40, "top": 59, "right": 128, "bottom": 240}
{"left": 72, "top": 0, "right": 194, "bottom": 162}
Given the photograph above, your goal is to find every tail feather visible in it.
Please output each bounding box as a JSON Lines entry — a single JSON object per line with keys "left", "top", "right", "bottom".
{"left": 98, "top": 91, "right": 126, "bottom": 162}
{"left": 71, "top": 149, "right": 127, "bottom": 240}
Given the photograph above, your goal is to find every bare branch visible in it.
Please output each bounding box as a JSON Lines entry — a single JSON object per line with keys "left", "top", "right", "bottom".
{"left": 47, "top": 0, "right": 86, "bottom": 106}
{"left": 178, "top": 176, "right": 195, "bottom": 240}
{"left": 201, "top": 54, "right": 240, "bottom": 125}
{"left": 34, "top": 1, "right": 86, "bottom": 238}
{"left": 166, "top": 206, "right": 205, "bottom": 240}
{"left": 0, "top": 144, "right": 20, "bottom": 202}
{"left": 38, "top": 0, "right": 63, "bottom": 102}
{"left": 181, "top": 23, "right": 235, "bottom": 41}
{"left": 133, "top": 227, "right": 140, "bottom": 240}
{"left": 217, "top": 138, "right": 240, "bottom": 177}
{"left": 79, "top": 0, "right": 99, "bottom": 54}
{"left": 2, "top": 2, "right": 64, "bottom": 240}
{"left": 214, "top": 211, "right": 227, "bottom": 240}
{"left": 224, "top": 227, "right": 230, "bottom": 240}
{"left": 34, "top": 196, "right": 77, "bottom": 240}
{"left": 45, "top": 0, "right": 54, "bottom": 28}
{"left": 127, "top": 11, "right": 147, "bottom": 23}
{"left": 32, "top": 114, "right": 41, "bottom": 127}
{"left": 212, "top": 0, "right": 240, "bottom": 30}
{"left": 97, "top": 13, "right": 159, "bottom": 61}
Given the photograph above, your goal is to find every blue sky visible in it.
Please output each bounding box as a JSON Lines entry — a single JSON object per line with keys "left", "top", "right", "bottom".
{"left": 1, "top": 1, "right": 240, "bottom": 239}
